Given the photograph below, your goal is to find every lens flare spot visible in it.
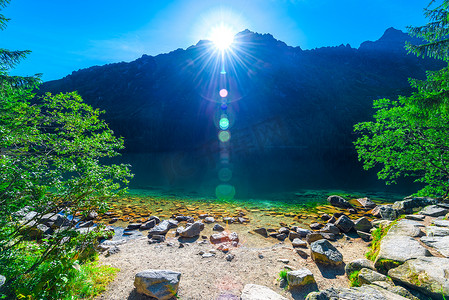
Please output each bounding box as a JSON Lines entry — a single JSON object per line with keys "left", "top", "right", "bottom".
{"left": 215, "top": 184, "right": 236, "bottom": 201}
{"left": 219, "top": 117, "right": 229, "bottom": 130}
{"left": 219, "top": 89, "right": 228, "bottom": 98}
{"left": 218, "top": 168, "right": 232, "bottom": 182}
{"left": 219, "top": 131, "right": 231, "bottom": 142}
{"left": 221, "top": 103, "right": 227, "bottom": 110}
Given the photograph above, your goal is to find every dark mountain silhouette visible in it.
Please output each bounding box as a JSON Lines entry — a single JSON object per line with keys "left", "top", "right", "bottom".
{"left": 41, "top": 28, "right": 445, "bottom": 195}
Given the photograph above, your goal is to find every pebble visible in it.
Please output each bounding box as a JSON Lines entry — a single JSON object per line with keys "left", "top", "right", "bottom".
{"left": 202, "top": 253, "right": 215, "bottom": 258}
{"left": 277, "top": 259, "right": 290, "bottom": 264}
{"left": 225, "top": 254, "right": 235, "bottom": 261}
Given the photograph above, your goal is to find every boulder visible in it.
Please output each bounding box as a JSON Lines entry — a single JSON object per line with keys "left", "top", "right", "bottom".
{"left": 320, "top": 213, "right": 332, "bottom": 221}
{"left": 433, "top": 219, "right": 449, "bottom": 227}
{"left": 309, "top": 223, "right": 323, "bottom": 230}
{"left": 358, "top": 268, "right": 390, "bottom": 285}
{"left": 372, "top": 220, "right": 392, "bottom": 228}
{"left": 420, "top": 236, "right": 449, "bottom": 257}
{"left": 372, "top": 205, "right": 397, "bottom": 220}
{"left": 357, "top": 231, "right": 372, "bottom": 241}
{"left": 371, "top": 281, "right": 421, "bottom": 300}
{"left": 254, "top": 227, "right": 268, "bottom": 237}
{"left": 388, "top": 257, "right": 449, "bottom": 300}
{"left": 419, "top": 205, "right": 448, "bottom": 217}
{"left": 388, "top": 219, "right": 423, "bottom": 237}
{"left": 241, "top": 284, "right": 288, "bottom": 300}
{"left": 327, "top": 195, "right": 353, "bottom": 208}
{"left": 320, "top": 223, "right": 340, "bottom": 235}
{"left": 288, "top": 231, "right": 301, "bottom": 241}
{"left": 305, "top": 285, "right": 408, "bottom": 300}
{"left": 310, "top": 239, "right": 343, "bottom": 266}
{"left": 86, "top": 210, "right": 98, "bottom": 220}
{"left": 357, "top": 197, "right": 376, "bottom": 209}
{"left": 134, "top": 269, "right": 181, "bottom": 300}
{"left": 175, "top": 215, "right": 189, "bottom": 222}
{"left": 177, "top": 221, "right": 204, "bottom": 238}
{"left": 345, "top": 258, "right": 374, "bottom": 277}
{"left": 291, "top": 238, "right": 307, "bottom": 248}
{"left": 287, "top": 269, "right": 315, "bottom": 287}
{"left": 223, "top": 217, "right": 235, "bottom": 224}
{"left": 296, "top": 227, "right": 311, "bottom": 237}
{"left": 276, "top": 233, "right": 287, "bottom": 241}
{"left": 278, "top": 227, "right": 290, "bottom": 235}
{"left": 105, "top": 246, "right": 120, "bottom": 257}
{"left": 425, "top": 225, "right": 449, "bottom": 237}
{"left": 334, "top": 215, "right": 354, "bottom": 233}
{"left": 353, "top": 217, "right": 372, "bottom": 233}
{"left": 405, "top": 214, "right": 425, "bottom": 221}
{"left": 140, "top": 219, "right": 156, "bottom": 230}
{"left": 204, "top": 217, "right": 214, "bottom": 223}
{"left": 306, "top": 233, "right": 325, "bottom": 244}
{"left": 148, "top": 220, "right": 176, "bottom": 236}
{"left": 213, "top": 224, "right": 225, "bottom": 231}
{"left": 148, "top": 216, "right": 161, "bottom": 224}
{"left": 29, "top": 224, "right": 50, "bottom": 238}
{"left": 127, "top": 223, "right": 142, "bottom": 230}
{"left": 392, "top": 197, "right": 437, "bottom": 214}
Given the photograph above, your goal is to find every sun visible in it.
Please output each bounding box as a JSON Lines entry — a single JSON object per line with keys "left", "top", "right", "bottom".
{"left": 210, "top": 24, "right": 235, "bottom": 50}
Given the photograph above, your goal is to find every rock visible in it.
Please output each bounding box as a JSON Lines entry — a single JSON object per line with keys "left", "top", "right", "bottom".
{"left": 225, "top": 254, "right": 235, "bottom": 261}
{"left": 148, "top": 216, "right": 161, "bottom": 224}
{"left": 140, "top": 219, "right": 156, "bottom": 230}
{"left": 371, "top": 281, "right": 421, "bottom": 300}
{"left": 105, "top": 246, "right": 120, "bottom": 257}
{"left": 358, "top": 268, "right": 390, "bottom": 285}
{"left": 345, "top": 258, "right": 374, "bottom": 277}
{"left": 372, "top": 205, "right": 397, "bottom": 220}
{"left": 202, "top": 253, "right": 215, "bottom": 258}
{"left": 241, "top": 284, "right": 288, "bottom": 300}
{"left": 278, "top": 259, "right": 289, "bottom": 263}
{"left": 223, "top": 217, "right": 235, "bottom": 224}
{"left": 326, "top": 216, "right": 336, "bottom": 224}
{"left": 29, "top": 224, "right": 50, "bottom": 238}
{"left": 287, "top": 269, "right": 315, "bottom": 287}
{"left": 357, "top": 231, "right": 372, "bottom": 241}
{"left": 309, "top": 223, "right": 323, "bottom": 230}
{"left": 79, "top": 220, "right": 94, "bottom": 228}
{"left": 388, "top": 219, "right": 423, "bottom": 237}
{"left": 348, "top": 208, "right": 357, "bottom": 214}
{"left": 254, "top": 227, "right": 268, "bottom": 237}
{"left": 305, "top": 285, "right": 409, "bottom": 300}
{"left": 357, "top": 197, "right": 376, "bottom": 209}
{"left": 210, "top": 232, "right": 238, "bottom": 244}
{"left": 310, "top": 239, "right": 343, "bottom": 266}
{"left": 405, "top": 214, "right": 425, "bottom": 221}
{"left": 134, "top": 269, "right": 181, "bottom": 300}
{"left": 148, "top": 220, "right": 175, "bottom": 236}
{"left": 372, "top": 219, "right": 392, "bottom": 228}
{"left": 177, "top": 221, "right": 205, "bottom": 238}
{"left": 288, "top": 231, "right": 301, "bottom": 241}
{"left": 278, "top": 227, "right": 290, "bottom": 235}
{"left": 204, "top": 217, "right": 214, "bottom": 223}
{"left": 199, "top": 214, "right": 209, "bottom": 219}
{"left": 296, "top": 227, "right": 311, "bottom": 237}
{"left": 40, "top": 213, "right": 58, "bottom": 226}
{"left": 388, "top": 257, "right": 449, "bottom": 299}
{"left": 419, "top": 205, "right": 449, "bottom": 217}
{"left": 123, "top": 229, "right": 135, "bottom": 236}
{"left": 420, "top": 236, "right": 449, "bottom": 257}
{"left": 320, "top": 223, "right": 340, "bottom": 235}
{"left": 149, "top": 235, "right": 165, "bottom": 243}
{"left": 327, "top": 195, "right": 353, "bottom": 208}
{"left": 425, "top": 225, "right": 449, "bottom": 237}
{"left": 433, "top": 219, "right": 449, "bottom": 227}
{"left": 127, "top": 223, "right": 142, "bottom": 230}
{"left": 392, "top": 197, "right": 437, "bottom": 214}
{"left": 213, "top": 223, "right": 225, "bottom": 231}
{"left": 291, "top": 238, "right": 307, "bottom": 248}
{"left": 238, "top": 217, "right": 248, "bottom": 223}
{"left": 306, "top": 233, "right": 324, "bottom": 244}
{"left": 109, "top": 217, "right": 118, "bottom": 224}
{"left": 320, "top": 232, "right": 336, "bottom": 241}
{"left": 353, "top": 217, "right": 372, "bottom": 233}
{"left": 0, "top": 275, "right": 5, "bottom": 288}
{"left": 321, "top": 213, "right": 331, "bottom": 221}
{"left": 86, "top": 211, "right": 98, "bottom": 221}
{"left": 175, "top": 215, "right": 189, "bottom": 222}
{"left": 335, "top": 215, "right": 354, "bottom": 233}
{"left": 296, "top": 249, "right": 308, "bottom": 258}
{"left": 276, "top": 233, "right": 287, "bottom": 241}
{"left": 102, "top": 239, "right": 126, "bottom": 246}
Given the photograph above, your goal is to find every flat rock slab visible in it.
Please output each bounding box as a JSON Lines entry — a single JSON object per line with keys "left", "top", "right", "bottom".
{"left": 425, "top": 226, "right": 449, "bottom": 237}
{"left": 433, "top": 220, "right": 449, "bottom": 227}
{"left": 305, "top": 285, "right": 408, "bottom": 300}
{"left": 392, "top": 197, "right": 437, "bottom": 214}
{"left": 358, "top": 268, "right": 389, "bottom": 285}
{"left": 419, "top": 205, "right": 448, "bottom": 217}
{"left": 388, "top": 257, "right": 449, "bottom": 299}
{"left": 134, "top": 269, "right": 181, "bottom": 300}
{"left": 387, "top": 219, "right": 423, "bottom": 237}
{"left": 421, "top": 236, "right": 449, "bottom": 257}
{"left": 405, "top": 214, "right": 425, "bottom": 221}
{"left": 241, "top": 284, "right": 288, "bottom": 300}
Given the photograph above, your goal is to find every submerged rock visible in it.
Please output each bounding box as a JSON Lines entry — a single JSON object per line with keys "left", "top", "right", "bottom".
{"left": 134, "top": 269, "right": 181, "bottom": 300}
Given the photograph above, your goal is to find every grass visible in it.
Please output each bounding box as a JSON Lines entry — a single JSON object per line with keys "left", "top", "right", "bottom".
{"left": 277, "top": 268, "right": 289, "bottom": 290}
{"left": 348, "top": 270, "right": 361, "bottom": 287}
{"left": 366, "top": 219, "right": 398, "bottom": 261}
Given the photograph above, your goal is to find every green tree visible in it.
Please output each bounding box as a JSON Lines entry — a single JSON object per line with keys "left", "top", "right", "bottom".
{"left": 354, "top": 0, "right": 449, "bottom": 199}
{"left": 0, "top": 0, "right": 132, "bottom": 298}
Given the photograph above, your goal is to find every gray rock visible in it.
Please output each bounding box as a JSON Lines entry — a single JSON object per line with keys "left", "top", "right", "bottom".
{"left": 148, "top": 220, "right": 173, "bottom": 236}
{"left": 276, "top": 233, "right": 287, "bottom": 241}
{"left": 357, "top": 231, "right": 372, "bottom": 241}
{"left": 405, "top": 214, "right": 425, "bottom": 221}
{"left": 29, "top": 224, "right": 50, "bottom": 238}
{"left": 309, "top": 223, "right": 323, "bottom": 230}
{"left": 140, "top": 219, "right": 156, "bottom": 230}
{"left": 79, "top": 220, "right": 94, "bottom": 228}
{"left": 292, "top": 238, "right": 307, "bottom": 248}
{"left": 278, "top": 227, "right": 290, "bottom": 235}
{"left": 134, "top": 269, "right": 181, "bottom": 300}
{"left": 213, "top": 223, "right": 225, "bottom": 231}
{"left": 357, "top": 197, "right": 376, "bottom": 209}
{"left": 0, "top": 275, "right": 5, "bottom": 288}
{"left": 327, "top": 195, "right": 353, "bottom": 208}
{"left": 105, "top": 246, "right": 120, "bottom": 257}
{"left": 392, "top": 197, "right": 437, "bottom": 214}
{"left": 420, "top": 236, "right": 449, "bottom": 257}
{"left": 419, "top": 205, "right": 448, "bottom": 217}
{"left": 358, "top": 268, "right": 390, "bottom": 285}
{"left": 177, "top": 221, "right": 205, "bottom": 238}
{"left": 199, "top": 214, "right": 209, "bottom": 219}
{"left": 425, "top": 225, "right": 449, "bottom": 237}
{"left": 254, "top": 228, "right": 268, "bottom": 237}
{"left": 371, "top": 281, "right": 420, "bottom": 300}
{"left": 306, "top": 233, "right": 325, "bottom": 244}
{"left": 40, "top": 213, "right": 58, "bottom": 226}
{"left": 372, "top": 205, "right": 397, "bottom": 220}
{"left": 296, "top": 227, "right": 311, "bottom": 237}
{"left": 345, "top": 258, "right": 374, "bottom": 277}
{"left": 202, "top": 253, "right": 215, "bottom": 258}
{"left": 148, "top": 216, "right": 161, "bottom": 224}
{"left": 102, "top": 239, "right": 126, "bottom": 246}
{"left": 310, "top": 239, "right": 343, "bottom": 266}
{"left": 86, "top": 211, "right": 98, "bottom": 221}
{"left": 127, "top": 223, "right": 142, "bottom": 230}
{"left": 335, "top": 215, "right": 354, "bottom": 233}
{"left": 175, "top": 215, "right": 189, "bottom": 222}
{"left": 353, "top": 217, "right": 372, "bottom": 233}
{"left": 210, "top": 232, "right": 238, "bottom": 244}
{"left": 204, "top": 217, "right": 214, "bottom": 223}
{"left": 388, "top": 257, "right": 449, "bottom": 299}
{"left": 288, "top": 231, "right": 301, "bottom": 241}
{"left": 223, "top": 217, "right": 235, "bottom": 224}
{"left": 241, "top": 284, "right": 288, "bottom": 300}
{"left": 287, "top": 269, "right": 315, "bottom": 287}
{"left": 388, "top": 219, "right": 423, "bottom": 237}
{"left": 372, "top": 220, "right": 392, "bottom": 228}
{"left": 320, "top": 223, "right": 340, "bottom": 235}
{"left": 433, "top": 219, "right": 449, "bottom": 227}
{"left": 321, "top": 213, "right": 332, "bottom": 221}
{"left": 225, "top": 254, "right": 235, "bottom": 261}
{"left": 305, "top": 285, "right": 408, "bottom": 300}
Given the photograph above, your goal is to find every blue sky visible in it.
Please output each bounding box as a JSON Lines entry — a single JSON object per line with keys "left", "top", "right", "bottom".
{"left": 3, "top": 0, "right": 428, "bottom": 81}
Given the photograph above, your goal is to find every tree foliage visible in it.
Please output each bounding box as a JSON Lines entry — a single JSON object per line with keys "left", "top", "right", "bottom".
{"left": 355, "top": 0, "right": 449, "bottom": 198}
{"left": 0, "top": 0, "right": 132, "bottom": 298}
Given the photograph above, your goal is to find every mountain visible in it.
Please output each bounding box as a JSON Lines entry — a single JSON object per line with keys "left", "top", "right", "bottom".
{"left": 40, "top": 28, "right": 445, "bottom": 194}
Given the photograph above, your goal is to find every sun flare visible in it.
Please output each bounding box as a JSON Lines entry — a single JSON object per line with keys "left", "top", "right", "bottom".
{"left": 210, "top": 24, "right": 235, "bottom": 50}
